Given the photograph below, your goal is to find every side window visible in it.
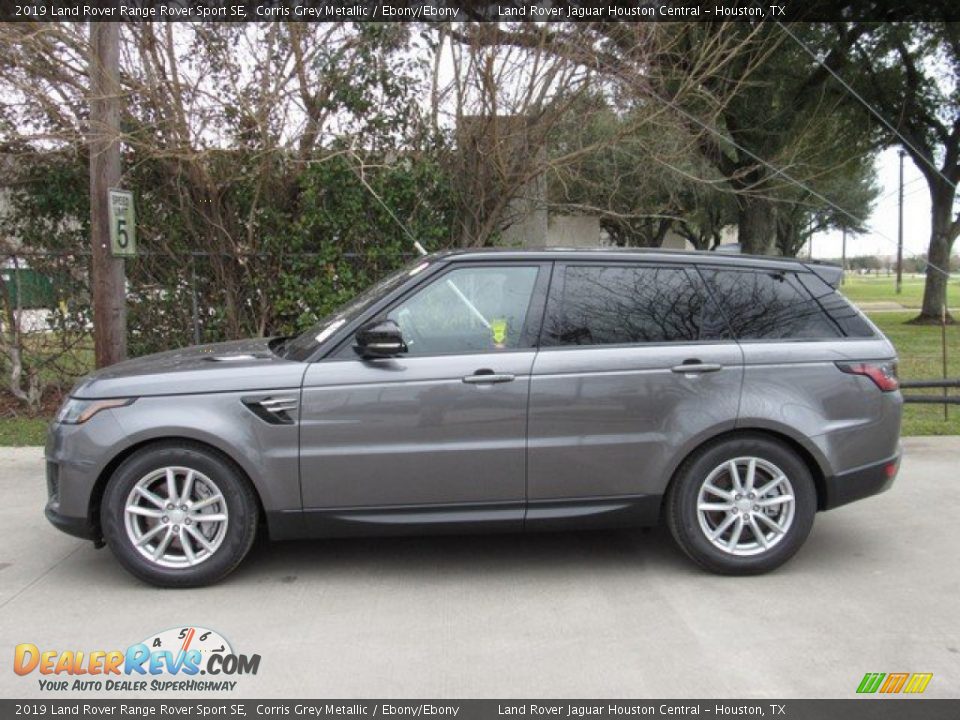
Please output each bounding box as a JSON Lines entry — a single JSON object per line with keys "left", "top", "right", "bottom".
{"left": 699, "top": 268, "right": 842, "bottom": 341}
{"left": 385, "top": 266, "right": 539, "bottom": 356}
{"left": 542, "top": 264, "right": 716, "bottom": 346}
{"left": 795, "top": 272, "right": 876, "bottom": 338}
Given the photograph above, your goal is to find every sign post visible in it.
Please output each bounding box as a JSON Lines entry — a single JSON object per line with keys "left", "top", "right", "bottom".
{"left": 108, "top": 188, "right": 136, "bottom": 257}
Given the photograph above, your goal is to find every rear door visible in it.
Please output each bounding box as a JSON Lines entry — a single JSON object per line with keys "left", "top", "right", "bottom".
{"left": 699, "top": 266, "right": 899, "bottom": 474}
{"left": 526, "top": 261, "right": 744, "bottom": 524}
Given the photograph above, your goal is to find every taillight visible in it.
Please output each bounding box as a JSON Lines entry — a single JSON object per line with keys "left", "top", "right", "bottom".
{"left": 835, "top": 361, "right": 899, "bottom": 392}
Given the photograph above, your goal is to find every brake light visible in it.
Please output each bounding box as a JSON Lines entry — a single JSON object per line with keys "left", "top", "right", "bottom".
{"left": 835, "top": 361, "right": 899, "bottom": 392}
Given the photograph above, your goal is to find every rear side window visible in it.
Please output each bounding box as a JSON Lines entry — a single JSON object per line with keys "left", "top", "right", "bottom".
{"left": 542, "top": 264, "right": 723, "bottom": 346}
{"left": 699, "top": 268, "right": 842, "bottom": 341}
{"left": 795, "top": 272, "right": 876, "bottom": 338}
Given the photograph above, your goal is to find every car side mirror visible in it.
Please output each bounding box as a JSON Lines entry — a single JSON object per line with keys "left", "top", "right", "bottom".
{"left": 353, "top": 319, "right": 408, "bottom": 359}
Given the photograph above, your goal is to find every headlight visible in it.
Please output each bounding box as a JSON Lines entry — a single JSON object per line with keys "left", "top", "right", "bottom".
{"left": 55, "top": 398, "right": 136, "bottom": 425}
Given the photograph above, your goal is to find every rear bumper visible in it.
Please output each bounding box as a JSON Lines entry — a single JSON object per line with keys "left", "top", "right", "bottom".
{"left": 822, "top": 452, "right": 900, "bottom": 510}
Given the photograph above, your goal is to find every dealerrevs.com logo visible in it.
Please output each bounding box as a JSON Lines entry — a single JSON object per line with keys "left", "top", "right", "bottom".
{"left": 13, "top": 626, "right": 260, "bottom": 692}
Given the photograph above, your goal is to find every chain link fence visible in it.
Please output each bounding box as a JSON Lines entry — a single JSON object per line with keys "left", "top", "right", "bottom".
{"left": 1, "top": 249, "right": 414, "bottom": 394}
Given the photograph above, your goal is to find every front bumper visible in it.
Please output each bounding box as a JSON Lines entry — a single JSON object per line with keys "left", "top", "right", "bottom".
{"left": 45, "top": 498, "right": 99, "bottom": 541}
{"left": 44, "top": 412, "right": 127, "bottom": 544}
{"left": 822, "top": 452, "right": 900, "bottom": 510}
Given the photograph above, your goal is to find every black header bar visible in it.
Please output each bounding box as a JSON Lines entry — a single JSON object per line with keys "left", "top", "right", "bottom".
{"left": 1, "top": 0, "right": 957, "bottom": 23}
{"left": 0, "top": 700, "right": 959, "bottom": 720}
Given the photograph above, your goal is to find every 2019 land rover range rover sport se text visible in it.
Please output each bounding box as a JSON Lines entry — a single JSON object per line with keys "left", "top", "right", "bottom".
{"left": 45, "top": 249, "right": 902, "bottom": 587}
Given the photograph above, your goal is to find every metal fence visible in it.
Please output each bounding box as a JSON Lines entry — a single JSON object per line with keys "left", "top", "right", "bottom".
{"left": 901, "top": 379, "right": 960, "bottom": 425}
{"left": 1, "top": 249, "right": 414, "bottom": 358}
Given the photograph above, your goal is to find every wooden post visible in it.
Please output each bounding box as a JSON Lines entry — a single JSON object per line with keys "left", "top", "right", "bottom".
{"left": 89, "top": 22, "right": 126, "bottom": 368}
{"left": 896, "top": 149, "right": 905, "bottom": 295}
{"left": 943, "top": 304, "right": 949, "bottom": 421}
{"left": 841, "top": 226, "right": 846, "bottom": 285}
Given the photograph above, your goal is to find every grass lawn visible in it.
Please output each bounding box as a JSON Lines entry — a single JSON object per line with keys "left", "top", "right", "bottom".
{"left": 0, "top": 417, "right": 48, "bottom": 446}
{"left": 866, "top": 311, "right": 960, "bottom": 436}
{"left": 840, "top": 272, "right": 960, "bottom": 309}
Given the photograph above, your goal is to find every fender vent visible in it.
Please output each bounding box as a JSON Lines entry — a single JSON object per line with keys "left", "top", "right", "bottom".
{"left": 242, "top": 395, "right": 298, "bottom": 425}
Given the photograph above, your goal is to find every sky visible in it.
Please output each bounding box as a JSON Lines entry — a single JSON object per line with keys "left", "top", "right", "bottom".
{"left": 807, "top": 147, "right": 937, "bottom": 262}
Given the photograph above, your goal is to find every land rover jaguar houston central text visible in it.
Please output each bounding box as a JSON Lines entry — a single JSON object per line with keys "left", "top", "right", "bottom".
{"left": 45, "top": 249, "right": 902, "bottom": 586}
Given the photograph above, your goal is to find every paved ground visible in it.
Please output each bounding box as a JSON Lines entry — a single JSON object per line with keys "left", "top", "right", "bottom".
{"left": 1, "top": 437, "right": 959, "bottom": 699}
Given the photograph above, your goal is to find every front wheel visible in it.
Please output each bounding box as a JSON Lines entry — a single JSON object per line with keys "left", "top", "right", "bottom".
{"left": 101, "top": 443, "right": 258, "bottom": 587}
{"left": 666, "top": 435, "right": 816, "bottom": 575}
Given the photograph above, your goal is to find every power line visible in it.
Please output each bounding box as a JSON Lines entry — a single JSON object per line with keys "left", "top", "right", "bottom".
{"left": 902, "top": 184, "right": 929, "bottom": 202}
{"left": 877, "top": 174, "right": 924, "bottom": 204}
{"left": 647, "top": 87, "right": 952, "bottom": 278}
{"left": 775, "top": 21, "right": 957, "bottom": 192}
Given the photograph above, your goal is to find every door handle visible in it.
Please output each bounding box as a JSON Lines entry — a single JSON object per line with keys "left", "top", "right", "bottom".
{"left": 463, "top": 370, "right": 516, "bottom": 384}
{"left": 671, "top": 361, "right": 723, "bottom": 374}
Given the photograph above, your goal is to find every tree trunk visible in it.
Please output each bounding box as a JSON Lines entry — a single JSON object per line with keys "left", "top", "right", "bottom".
{"left": 737, "top": 196, "right": 776, "bottom": 255}
{"left": 913, "top": 181, "right": 957, "bottom": 324}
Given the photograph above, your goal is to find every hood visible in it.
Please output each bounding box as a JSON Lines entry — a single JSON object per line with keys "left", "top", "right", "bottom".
{"left": 71, "top": 338, "right": 308, "bottom": 399}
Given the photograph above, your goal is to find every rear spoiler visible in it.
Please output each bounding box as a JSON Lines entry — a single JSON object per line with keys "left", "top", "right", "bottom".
{"left": 803, "top": 261, "right": 843, "bottom": 289}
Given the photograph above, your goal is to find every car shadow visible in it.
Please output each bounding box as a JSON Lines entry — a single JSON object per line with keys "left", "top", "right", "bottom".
{"left": 227, "top": 524, "right": 695, "bottom": 586}
{"left": 58, "top": 511, "right": 869, "bottom": 591}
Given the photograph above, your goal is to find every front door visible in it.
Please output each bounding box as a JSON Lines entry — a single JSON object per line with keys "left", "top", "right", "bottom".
{"left": 299, "top": 262, "right": 548, "bottom": 534}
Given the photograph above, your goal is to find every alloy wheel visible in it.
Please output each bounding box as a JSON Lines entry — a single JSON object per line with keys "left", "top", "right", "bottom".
{"left": 696, "top": 457, "right": 796, "bottom": 557}
{"left": 123, "top": 466, "right": 229, "bottom": 569}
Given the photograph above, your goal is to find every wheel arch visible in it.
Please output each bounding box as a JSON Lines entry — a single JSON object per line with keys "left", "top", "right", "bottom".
{"left": 660, "top": 426, "right": 830, "bottom": 518}
{"left": 89, "top": 436, "right": 267, "bottom": 539}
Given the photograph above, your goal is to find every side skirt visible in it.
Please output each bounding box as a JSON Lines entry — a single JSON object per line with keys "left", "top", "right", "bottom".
{"left": 525, "top": 494, "right": 661, "bottom": 532}
{"left": 267, "top": 494, "right": 661, "bottom": 541}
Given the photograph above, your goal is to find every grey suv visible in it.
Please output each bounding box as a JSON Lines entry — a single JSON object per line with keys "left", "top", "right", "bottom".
{"left": 45, "top": 249, "right": 902, "bottom": 586}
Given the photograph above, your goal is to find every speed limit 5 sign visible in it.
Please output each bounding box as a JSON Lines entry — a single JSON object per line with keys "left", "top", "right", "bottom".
{"left": 108, "top": 188, "right": 136, "bottom": 257}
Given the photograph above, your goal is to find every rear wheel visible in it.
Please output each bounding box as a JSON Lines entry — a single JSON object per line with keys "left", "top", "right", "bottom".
{"left": 102, "top": 443, "right": 258, "bottom": 587}
{"left": 666, "top": 435, "right": 816, "bottom": 575}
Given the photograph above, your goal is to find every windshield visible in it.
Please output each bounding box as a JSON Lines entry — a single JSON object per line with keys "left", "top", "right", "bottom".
{"left": 283, "top": 259, "right": 431, "bottom": 361}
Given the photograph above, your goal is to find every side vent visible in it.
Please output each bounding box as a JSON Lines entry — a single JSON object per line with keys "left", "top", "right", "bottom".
{"left": 242, "top": 395, "right": 298, "bottom": 425}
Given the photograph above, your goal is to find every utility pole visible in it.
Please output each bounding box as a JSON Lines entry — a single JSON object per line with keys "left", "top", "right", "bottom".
{"left": 841, "top": 226, "right": 847, "bottom": 285}
{"left": 896, "top": 149, "right": 905, "bottom": 295}
{"left": 89, "top": 22, "right": 126, "bottom": 367}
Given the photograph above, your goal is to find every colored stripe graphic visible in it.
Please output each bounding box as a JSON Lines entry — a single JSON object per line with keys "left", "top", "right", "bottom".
{"left": 857, "top": 672, "right": 933, "bottom": 694}
{"left": 903, "top": 673, "right": 933, "bottom": 694}
{"left": 857, "top": 673, "right": 885, "bottom": 693}
{"left": 880, "top": 673, "right": 909, "bottom": 693}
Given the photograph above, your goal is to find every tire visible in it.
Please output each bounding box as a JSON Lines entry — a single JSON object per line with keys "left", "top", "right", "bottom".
{"left": 665, "top": 434, "right": 816, "bottom": 575}
{"left": 101, "top": 442, "right": 258, "bottom": 588}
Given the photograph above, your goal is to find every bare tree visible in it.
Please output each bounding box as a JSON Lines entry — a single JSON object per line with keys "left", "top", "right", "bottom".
{"left": 439, "top": 22, "right": 772, "bottom": 249}
{"left": 0, "top": 22, "right": 428, "bottom": 340}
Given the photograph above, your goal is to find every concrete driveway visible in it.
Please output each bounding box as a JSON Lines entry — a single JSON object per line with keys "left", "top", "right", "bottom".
{"left": 1, "top": 437, "right": 958, "bottom": 699}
